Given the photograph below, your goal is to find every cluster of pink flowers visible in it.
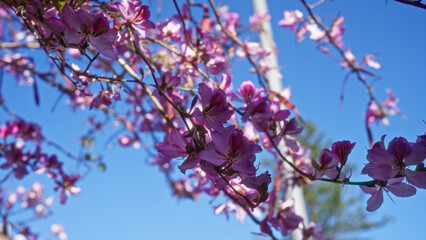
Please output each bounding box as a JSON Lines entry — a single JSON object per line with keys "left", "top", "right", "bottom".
{"left": 360, "top": 135, "right": 426, "bottom": 211}
{"left": 0, "top": 1, "right": 424, "bottom": 239}
{"left": 0, "top": 182, "right": 54, "bottom": 239}
{"left": 0, "top": 120, "right": 81, "bottom": 204}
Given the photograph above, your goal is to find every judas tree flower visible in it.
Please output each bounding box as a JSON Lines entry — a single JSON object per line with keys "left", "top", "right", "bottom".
{"left": 61, "top": 5, "right": 118, "bottom": 58}
{"left": 235, "top": 80, "right": 264, "bottom": 104}
{"left": 249, "top": 12, "right": 271, "bottom": 31}
{"left": 156, "top": 129, "right": 198, "bottom": 173}
{"left": 118, "top": 135, "right": 134, "bottom": 146}
{"left": 330, "top": 140, "right": 355, "bottom": 165}
{"left": 278, "top": 10, "right": 303, "bottom": 31}
{"left": 279, "top": 118, "right": 303, "bottom": 152}
{"left": 306, "top": 23, "right": 325, "bottom": 41}
{"left": 340, "top": 48, "right": 357, "bottom": 69}
{"left": 303, "top": 222, "right": 329, "bottom": 240}
{"left": 206, "top": 54, "right": 228, "bottom": 75}
{"left": 366, "top": 89, "right": 399, "bottom": 126}
{"left": 157, "top": 72, "right": 183, "bottom": 102}
{"left": 115, "top": 0, "right": 155, "bottom": 38}
{"left": 218, "top": 74, "right": 233, "bottom": 94}
{"left": 198, "top": 126, "right": 262, "bottom": 177}
{"left": 2, "top": 145, "right": 29, "bottom": 179}
{"left": 171, "top": 178, "right": 201, "bottom": 200}
{"left": 296, "top": 23, "right": 308, "bottom": 42}
{"left": 35, "top": 154, "right": 63, "bottom": 179}
{"left": 51, "top": 224, "right": 68, "bottom": 240}
{"left": 235, "top": 42, "right": 267, "bottom": 59}
{"left": 312, "top": 148, "right": 339, "bottom": 179}
{"left": 242, "top": 97, "right": 273, "bottom": 131}
{"left": 89, "top": 89, "right": 120, "bottom": 109}
{"left": 362, "top": 135, "right": 426, "bottom": 188}
{"left": 269, "top": 198, "right": 303, "bottom": 236}
{"left": 219, "top": 7, "right": 240, "bottom": 37}
{"left": 0, "top": 120, "right": 43, "bottom": 142}
{"left": 214, "top": 200, "right": 262, "bottom": 224}
{"left": 192, "top": 83, "right": 233, "bottom": 131}
{"left": 56, "top": 174, "right": 81, "bottom": 204}
{"left": 329, "top": 16, "right": 345, "bottom": 47}
{"left": 360, "top": 177, "right": 416, "bottom": 212}
{"left": 362, "top": 54, "right": 381, "bottom": 69}
{"left": 240, "top": 171, "right": 271, "bottom": 205}
{"left": 243, "top": 122, "right": 259, "bottom": 142}
{"left": 158, "top": 19, "right": 182, "bottom": 41}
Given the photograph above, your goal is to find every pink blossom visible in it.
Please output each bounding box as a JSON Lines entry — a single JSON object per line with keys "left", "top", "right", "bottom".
{"left": 115, "top": 0, "right": 155, "bottom": 38}
{"left": 118, "top": 135, "right": 133, "bottom": 146}
{"left": 206, "top": 54, "right": 228, "bottom": 75}
{"left": 303, "top": 222, "right": 329, "bottom": 240}
{"left": 158, "top": 19, "right": 182, "bottom": 41}
{"left": 192, "top": 83, "right": 233, "bottom": 130}
{"left": 61, "top": 5, "right": 118, "bottom": 58}
{"left": 235, "top": 80, "right": 264, "bottom": 103}
{"left": 329, "top": 16, "right": 345, "bottom": 47}
{"left": 51, "top": 224, "right": 68, "bottom": 240}
{"left": 242, "top": 97, "right": 273, "bottom": 131}
{"left": 362, "top": 135, "right": 426, "bottom": 188}
{"left": 341, "top": 48, "right": 357, "bottom": 69}
{"left": 362, "top": 54, "right": 381, "bottom": 69}
{"left": 56, "top": 174, "right": 81, "bottom": 204}
{"left": 0, "top": 120, "right": 42, "bottom": 142}
{"left": 306, "top": 23, "right": 325, "bottom": 41}
{"left": 279, "top": 118, "right": 303, "bottom": 152}
{"left": 90, "top": 89, "right": 120, "bottom": 109}
{"left": 156, "top": 129, "right": 198, "bottom": 173}
{"left": 249, "top": 13, "right": 271, "bottom": 31}
{"left": 236, "top": 41, "right": 267, "bottom": 59}
{"left": 240, "top": 171, "right": 271, "bottom": 204}
{"left": 366, "top": 89, "right": 400, "bottom": 126}
{"left": 360, "top": 177, "right": 416, "bottom": 212}
{"left": 270, "top": 198, "right": 303, "bottom": 236}
{"left": 278, "top": 10, "right": 303, "bottom": 31}
{"left": 198, "top": 126, "right": 262, "bottom": 177}
{"left": 312, "top": 148, "right": 339, "bottom": 179}
{"left": 330, "top": 140, "right": 355, "bottom": 165}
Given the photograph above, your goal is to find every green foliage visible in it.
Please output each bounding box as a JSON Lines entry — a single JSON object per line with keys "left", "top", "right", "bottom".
{"left": 54, "top": 0, "right": 66, "bottom": 15}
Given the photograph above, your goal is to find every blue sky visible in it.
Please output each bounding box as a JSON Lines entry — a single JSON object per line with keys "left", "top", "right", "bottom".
{"left": 1, "top": 0, "right": 425, "bottom": 239}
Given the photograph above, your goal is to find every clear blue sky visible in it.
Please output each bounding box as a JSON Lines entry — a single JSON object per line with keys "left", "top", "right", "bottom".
{"left": 1, "top": 0, "right": 425, "bottom": 239}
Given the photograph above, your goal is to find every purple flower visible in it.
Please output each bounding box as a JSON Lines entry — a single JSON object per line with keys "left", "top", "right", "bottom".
{"left": 278, "top": 10, "right": 303, "bottom": 31}
{"left": 206, "top": 54, "right": 228, "bottom": 75}
{"left": 56, "top": 174, "right": 81, "bottom": 204}
{"left": 89, "top": 89, "right": 120, "bottom": 109}
{"left": 312, "top": 148, "right": 339, "bottom": 179}
{"left": 158, "top": 19, "right": 182, "bottom": 41}
{"left": 155, "top": 129, "right": 198, "bottom": 173}
{"left": 198, "top": 126, "right": 262, "bottom": 177}
{"left": 62, "top": 5, "right": 118, "bottom": 58}
{"left": 192, "top": 83, "right": 233, "bottom": 131}
{"left": 242, "top": 97, "right": 273, "bottom": 131}
{"left": 360, "top": 177, "right": 416, "bottom": 212}
{"left": 241, "top": 171, "right": 271, "bottom": 204}
{"left": 270, "top": 198, "right": 303, "bottom": 236}
{"left": 330, "top": 140, "right": 355, "bottom": 165}
{"left": 235, "top": 80, "right": 264, "bottom": 103}
{"left": 279, "top": 118, "right": 303, "bottom": 152}
{"left": 362, "top": 135, "right": 426, "bottom": 188}
{"left": 114, "top": 0, "right": 155, "bottom": 38}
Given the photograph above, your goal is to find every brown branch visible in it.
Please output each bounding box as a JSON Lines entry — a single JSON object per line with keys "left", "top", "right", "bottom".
{"left": 394, "top": 0, "right": 426, "bottom": 10}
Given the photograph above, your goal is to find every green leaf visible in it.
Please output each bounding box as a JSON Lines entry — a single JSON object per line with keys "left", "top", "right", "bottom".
{"left": 98, "top": 163, "right": 106, "bottom": 172}
{"left": 54, "top": 0, "right": 67, "bottom": 16}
